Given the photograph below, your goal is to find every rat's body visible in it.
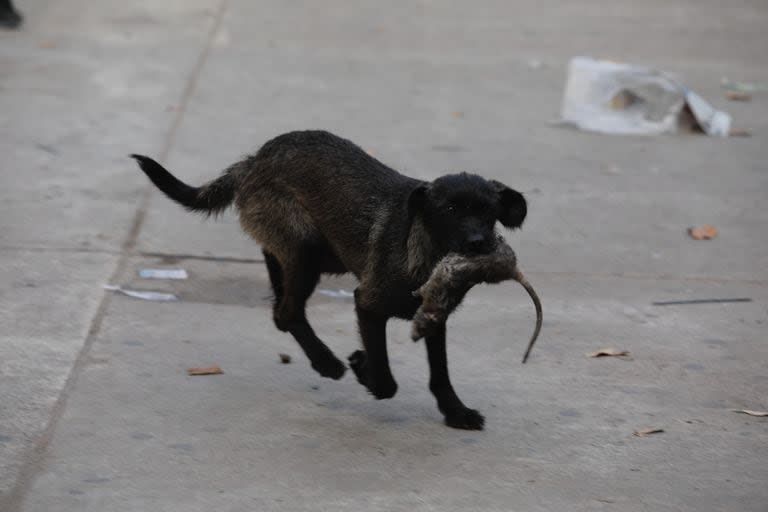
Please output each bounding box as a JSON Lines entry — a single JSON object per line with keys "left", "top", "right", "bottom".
{"left": 411, "top": 238, "right": 542, "bottom": 364}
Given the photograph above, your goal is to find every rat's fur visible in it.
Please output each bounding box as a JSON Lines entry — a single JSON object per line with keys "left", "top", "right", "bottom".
{"left": 411, "top": 238, "right": 542, "bottom": 364}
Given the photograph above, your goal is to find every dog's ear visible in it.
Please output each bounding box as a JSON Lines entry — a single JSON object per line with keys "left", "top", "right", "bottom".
{"left": 408, "top": 183, "right": 429, "bottom": 214}
{"left": 491, "top": 180, "right": 527, "bottom": 229}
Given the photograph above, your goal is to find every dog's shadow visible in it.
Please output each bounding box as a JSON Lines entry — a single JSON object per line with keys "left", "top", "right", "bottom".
{"left": 314, "top": 395, "right": 413, "bottom": 425}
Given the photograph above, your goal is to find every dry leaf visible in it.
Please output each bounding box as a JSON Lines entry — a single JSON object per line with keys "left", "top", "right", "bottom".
{"left": 728, "top": 128, "right": 752, "bottom": 137}
{"left": 633, "top": 427, "right": 664, "bottom": 437}
{"left": 733, "top": 409, "right": 768, "bottom": 417}
{"left": 450, "top": 111, "right": 465, "bottom": 119}
{"left": 588, "top": 348, "right": 629, "bottom": 358}
{"left": 278, "top": 353, "right": 292, "bottom": 364}
{"left": 187, "top": 365, "right": 223, "bottom": 376}
{"left": 725, "top": 91, "right": 751, "bottom": 101}
{"left": 688, "top": 224, "right": 718, "bottom": 240}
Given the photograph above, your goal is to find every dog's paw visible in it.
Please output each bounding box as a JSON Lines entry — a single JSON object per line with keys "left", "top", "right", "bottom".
{"left": 444, "top": 408, "right": 485, "bottom": 430}
{"left": 347, "top": 350, "right": 398, "bottom": 399}
{"left": 308, "top": 349, "right": 346, "bottom": 380}
{"left": 368, "top": 378, "right": 398, "bottom": 400}
{"left": 311, "top": 356, "right": 346, "bottom": 380}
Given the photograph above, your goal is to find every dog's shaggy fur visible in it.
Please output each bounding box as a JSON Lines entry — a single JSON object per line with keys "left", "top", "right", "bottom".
{"left": 132, "top": 130, "right": 531, "bottom": 430}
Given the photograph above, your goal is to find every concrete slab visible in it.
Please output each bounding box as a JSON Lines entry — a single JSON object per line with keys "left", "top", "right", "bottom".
{"left": 0, "top": 0, "right": 222, "bottom": 252}
{"left": 14, "top": 259, "right": 768, "bottom": 512}
{"left": 0, "top": 250, "right": 117, "bottom": 496}
{"left": 2, "top": 0, "right": 767, "bottom": 511}
{"left": 0, "top": 0, "right": 223, "bottom": 503}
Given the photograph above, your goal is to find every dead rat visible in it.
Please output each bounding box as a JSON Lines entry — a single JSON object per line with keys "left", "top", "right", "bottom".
{"left": 411, "top": 238, "right": 542, "bottom": 364}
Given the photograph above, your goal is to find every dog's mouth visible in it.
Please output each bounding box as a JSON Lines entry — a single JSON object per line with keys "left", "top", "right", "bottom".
{"left": 458, "top": 240, "right": 497, "bottom": 256}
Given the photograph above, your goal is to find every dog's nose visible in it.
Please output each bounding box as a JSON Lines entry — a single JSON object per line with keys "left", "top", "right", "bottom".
{"left": 465, "top": 234, "right": 490, "bottom": 253}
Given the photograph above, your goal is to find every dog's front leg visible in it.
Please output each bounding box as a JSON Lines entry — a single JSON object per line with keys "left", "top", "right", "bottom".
{"left": 425, "top": 323, "right": 485, "bottom": 430}
{"left": 348, "top": 293, "right": 397, "bottom": 400}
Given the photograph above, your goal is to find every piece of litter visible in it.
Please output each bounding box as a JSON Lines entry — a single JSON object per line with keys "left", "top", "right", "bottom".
{"left": 103, "top": 285, "right": 177, "bottom": 302}
{"left": 560, "top": 57, "right": 732, "bottom": 137}
{"left": 187, "top": 366, "right": 223, "bottom": 376}
{"left": 652, "top": 298, "right": 752, "bottom": 306}
{"left": 139, "top": 268, "right": 188, "bottom": 280}
{"left": 721, "top": 78, "right": 768, "bottom": 93}
{"left": 633, "top": 427, "right": 664, "bottom": 437}
{"left": 725, "top": 91, "right": 751, "bottom": 102}
{"left": 688, "top": 224, "right": 718, "bottom": 240}
{"left": 733, "top": 409, "right": 768, "bottom": 417}
{"left": 588, "top": 348, "right": 629, "bottom": 358}
{"left": 450, "top": 111, "right": 465, "bottom": 119}
{"left": 318, "top": 289, "right": 354, "bottom": 299}
{"left": 279, "top": 353, "right": 292, "bottom": 364}
{"left": 683, "top": 90, "right": 732, "bottom": 137}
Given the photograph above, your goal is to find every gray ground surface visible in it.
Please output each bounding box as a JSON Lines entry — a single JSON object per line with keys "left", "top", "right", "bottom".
{"left": 1, "top": 1, "right": 767, "bottom": 511}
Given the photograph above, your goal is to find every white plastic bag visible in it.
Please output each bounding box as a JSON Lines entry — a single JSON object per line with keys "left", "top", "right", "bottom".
{"left": 560, "top": 57, "right": 731, "bottom": 137}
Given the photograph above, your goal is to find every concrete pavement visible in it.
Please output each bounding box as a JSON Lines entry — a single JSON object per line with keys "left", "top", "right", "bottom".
{"left": 1, "top": 0, "right": 767, "bottom": 510}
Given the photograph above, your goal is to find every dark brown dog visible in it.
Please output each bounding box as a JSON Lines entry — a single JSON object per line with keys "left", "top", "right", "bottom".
{"left": 132, "top": 130, "right": 527, "bottom": 429}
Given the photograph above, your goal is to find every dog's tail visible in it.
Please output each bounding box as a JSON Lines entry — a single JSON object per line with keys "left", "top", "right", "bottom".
{"left": 130, "top": 154, "right": 236, "bottom": 216}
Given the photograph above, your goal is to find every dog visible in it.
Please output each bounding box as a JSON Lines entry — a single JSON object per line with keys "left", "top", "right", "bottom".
{"left": 132, "top": 130, "right": 527, "bottom": 430}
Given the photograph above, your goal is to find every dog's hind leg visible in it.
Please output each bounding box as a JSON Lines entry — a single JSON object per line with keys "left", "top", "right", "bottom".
{"left": 425, "top": 323, "right": 484, "bottom": 430}
{"left": 263, "top": 249, "right": 346, "bottom": 380}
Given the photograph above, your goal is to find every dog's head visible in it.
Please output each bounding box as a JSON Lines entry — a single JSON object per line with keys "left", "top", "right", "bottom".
{"left": 409, "top": 173, "right": 527, "bottom": 255}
